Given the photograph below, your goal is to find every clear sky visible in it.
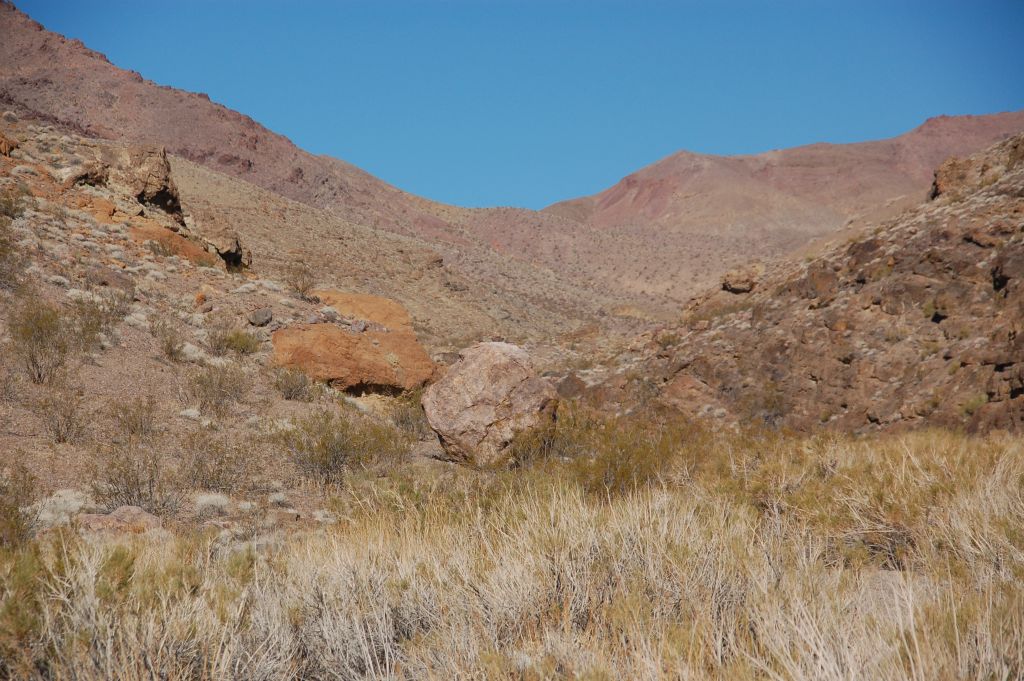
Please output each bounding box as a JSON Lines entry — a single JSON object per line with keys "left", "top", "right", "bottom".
{"left": 15, "top": 0, "right": 1024, "bottom": 209}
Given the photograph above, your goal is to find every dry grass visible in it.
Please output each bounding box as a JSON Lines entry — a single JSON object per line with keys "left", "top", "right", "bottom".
{"left": 272, "top": 366, "right": 312, "bottom": 401}
{"left": 2, "top": 412, "right": 1023, "bottom": 679}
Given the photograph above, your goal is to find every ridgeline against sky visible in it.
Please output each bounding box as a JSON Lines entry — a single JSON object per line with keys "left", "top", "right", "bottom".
{"left": 15, "top": 0, "right": 1024, "bottom": 208}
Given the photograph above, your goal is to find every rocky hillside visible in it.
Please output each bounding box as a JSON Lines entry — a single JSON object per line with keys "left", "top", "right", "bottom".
{"left": 4, "top": 1, "right": 1022, "bottom": 313}
{"left": 0, "top": 1, "right": 669, "bottom": 319}
{"left": 546, "top": 112, "right": 1024, "bottom": 298}
{"left": 604, "top": 133, "right": 1024, "bottom": 433}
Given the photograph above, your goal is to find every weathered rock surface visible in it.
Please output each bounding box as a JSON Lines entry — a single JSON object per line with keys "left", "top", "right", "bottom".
{"left": 76, "top": 505, "right": 161, "bottom": 534}
{"left": 421, "top": 342, "right": 558, "bottom": 465}
{"left": 930, "top": 135, "right": 1024, "bottom": 199}
{"left": 59, "top": 141, "right": 183, "bottom": 221}
{"left": 271, "top": 290, "right": 434, "bottom": 391}
{"left": 722, "top": 263, "right": 765, "bottom": 294}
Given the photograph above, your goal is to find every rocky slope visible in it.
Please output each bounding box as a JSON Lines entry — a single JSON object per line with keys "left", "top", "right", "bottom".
{"left": 604, "top": 134, "right": 1024, "bottom": 433}
{"left": 547, "top": 112, "right": 1024, "bottom": 298}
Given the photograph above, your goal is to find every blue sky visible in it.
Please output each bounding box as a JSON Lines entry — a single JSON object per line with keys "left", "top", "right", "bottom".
{"left": 16, "top": 0, "right": 1024, "bottom": 209}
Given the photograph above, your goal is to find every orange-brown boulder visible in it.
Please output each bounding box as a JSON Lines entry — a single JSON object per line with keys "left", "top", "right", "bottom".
{"left": 272, "top": 291, "right": 433, "bottom": 392}
{"left": 0, "top": 131, "right": 17, "bottom": 157}
{"left": 311, "top": 289, "right": 412, "bottom": 329}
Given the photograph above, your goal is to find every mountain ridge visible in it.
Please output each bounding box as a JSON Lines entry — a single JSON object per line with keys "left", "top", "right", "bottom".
{"left": 3, "top": 0, "right": 1023, "bottom": 309}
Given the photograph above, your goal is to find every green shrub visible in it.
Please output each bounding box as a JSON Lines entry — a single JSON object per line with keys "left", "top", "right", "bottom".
{"left": 278, "top": 408, "right": 406, "bottom": 483}
{"left": 183, "top": 364, "right": 249, "bottom": 416}
{"left": 178, "top": 428, "right": 251, "bottom": 493}
{"left": 962, "top": 393, "right": 989, "bottom": 417}
{"left": 90, "top": 442, "right": 180, "bottom": 514}
{"left": 208, "top": 326, "right": 260, "bottom": 356}
{"left": 273, "top": 366, "right": 311, "bottom": 401}
{"left": 8, "top": 297, "right": 69, "bottom": 384}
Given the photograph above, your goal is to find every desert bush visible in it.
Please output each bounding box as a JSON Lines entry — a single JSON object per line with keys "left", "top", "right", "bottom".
{"left": 34, "top": 382, "right": 86, "bottom": 444}
{"left": 8, "top": 295, "right": 69, "bottom": 384}
{"left": 284, "top": 261, "right": 316, "bottom": 299}
{"left": 182, "top": 364, "right": 249, "bottom": 416}
{"left": 110, "top": 395, "right": 158, "bottom": 441}
{"left": 69, "top": 288, "right": 133, "bottom": 353}
{"left": 278, "top": 408, "right": 406, "bottom": 483}
{"left": 387, "top": 388, "right": 433, "bottom": 440}
{"left": 272, "top": 367, "right": 311, "bottom": 401}
{"left": 178, "top": 428, "right": 251, "bottom": 493}
{"left": 0, "top": 185, "right": 26, "bottom": 221}
{"left": 0, "top": 211, "right": 24, "bottom": 291}
{"left": 151, "top": 318, "right": 186, "bottom": 362}
{"left": 90, "top": 442, "right": 180, "bottom": 514}
{"left": 284, "top": 261, "right": 316, "bottom": 300}
{"left": 0, "top": 463, "right": 37, "bottom": 549}
{"left": 207, "top": 325, "right": 260, "bottom": 356}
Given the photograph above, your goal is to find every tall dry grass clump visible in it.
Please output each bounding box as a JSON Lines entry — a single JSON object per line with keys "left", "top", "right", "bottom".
{"left": 2, "top": 413, "right": 1023, "bottom": 679}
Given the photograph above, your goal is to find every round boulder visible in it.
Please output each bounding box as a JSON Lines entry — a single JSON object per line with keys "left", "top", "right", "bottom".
{"left": 421, "top": 342, "right": 557, "bottom": 466}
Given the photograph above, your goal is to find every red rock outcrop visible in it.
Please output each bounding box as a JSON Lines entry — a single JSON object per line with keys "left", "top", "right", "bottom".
{"left": 271, "top": 290, "right": 434, "bottom": 392}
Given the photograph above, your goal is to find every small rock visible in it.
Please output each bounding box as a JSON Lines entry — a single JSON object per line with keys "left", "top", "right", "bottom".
{"left": 181, "top": 343, "right": 207, "bottom": 364}
{"left": 76, "top": 505, "right": 161, "bottom": 534}
{"left": 248, "top": 307, "right": 273, "bottom": 327}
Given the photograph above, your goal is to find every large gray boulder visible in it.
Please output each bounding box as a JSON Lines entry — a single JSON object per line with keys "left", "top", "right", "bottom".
{"left": 421, "top": 342, "right": 557, "bottom": 466}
